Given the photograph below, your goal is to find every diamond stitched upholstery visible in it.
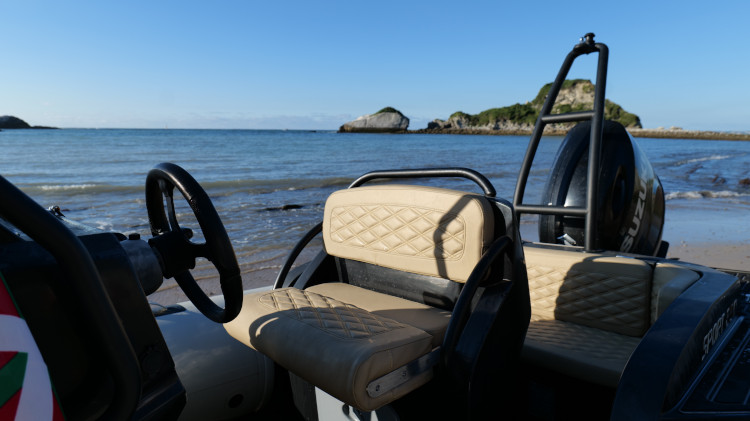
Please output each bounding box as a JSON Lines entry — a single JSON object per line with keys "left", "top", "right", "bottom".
{"left": 258, "top": 288, "right": 407, "bottom": 339}
{"left": 527, "top": 264, "right": 650, "bottom": 337}
{"left": 307, "top": 282, "right": 452, "bottom": 347}
{"left": 521, "top": 245, "right": 655, "bottom": 387}
{"left": 224, "top": 287, "right": 433, "bottom": 411}
{"left": 329, "top": 204, "right": 466, "bottom": 260}
{"left": 323, "top": 185, "right": 494, "bottom": 282}
{"left": 522, "top": 319, "right": 641, "bottom": 387}
{"left": 225, "top": 184, "right": 498, "bottom": 411}
{"left": 525, "top": 246, "right": 652, "bottom": 337}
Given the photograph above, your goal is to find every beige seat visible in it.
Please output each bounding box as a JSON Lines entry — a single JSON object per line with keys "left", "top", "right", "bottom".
{"left": 306, "top": 282, "right": 452, "bottom": 348}
{"left": 521, "top": 244, "right": 701, "bottom": 387}
{"left": 225, "top": 184, "right": 529, "bottom": 412}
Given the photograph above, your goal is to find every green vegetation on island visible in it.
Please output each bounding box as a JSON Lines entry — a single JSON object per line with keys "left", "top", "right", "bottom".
{"left": 374, "top": 107, "right": 405, "bottom": 117}
{"left": 531, "top": 79, "right": 594, "bottom": 105}
{"left": 450, "top": 103, "right": 538, "bottom": 127}
{"left": 427, "top": 79, "right": 641, "bottom": 132}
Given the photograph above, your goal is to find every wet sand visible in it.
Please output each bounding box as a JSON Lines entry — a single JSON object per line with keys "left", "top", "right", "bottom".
{"left": 148, "top": 209, "right": 750, "bottom": 305}
{"left": 666, "top": 241, "right": 750, "bottom": 272}
{"left": 147, "top": 237, "right": 750, "bottom": 307}
{"left": 148, "top": 246, "right": 319, "bottom": 305}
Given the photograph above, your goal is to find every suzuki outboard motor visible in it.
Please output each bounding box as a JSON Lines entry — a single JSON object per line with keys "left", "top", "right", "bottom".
{"left": 539, "top": 120, "right": 665, "bottom": 255}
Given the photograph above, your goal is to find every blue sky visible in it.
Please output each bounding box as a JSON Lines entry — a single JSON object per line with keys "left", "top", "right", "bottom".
{"left": 2, "top": 1, "right": 749, "bottom": 131}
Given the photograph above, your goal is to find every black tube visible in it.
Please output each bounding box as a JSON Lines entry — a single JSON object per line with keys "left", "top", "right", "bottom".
{"left": 540, "top": 111, "right": 595, "bottom": 124}
{"left": 274, "top": 222, "right": 323, "bottom": 289}
{"left": 349, "top": 167, "right": 496, "bottom": 197}
{"left": 513, "top": 34, "right": 609, "bottom": 252}
{"left": 0, "top": 175, "right": 141, "bottom": 420}
{"left": 584, "top": 42, "right": 609, "bottom": 251}
{"left": 441, "top": 235, "right": 511, "bottom": 369}
{"left": 514, "top": 205, "right": 587, "bottom": 216}
{"left": 513, "top": 45, "right": 582, "bottom": 210}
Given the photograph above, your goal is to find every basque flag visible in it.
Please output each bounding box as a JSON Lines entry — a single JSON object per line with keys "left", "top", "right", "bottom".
{"left": 0, "top": 273, "right": 64, "bottom": 420}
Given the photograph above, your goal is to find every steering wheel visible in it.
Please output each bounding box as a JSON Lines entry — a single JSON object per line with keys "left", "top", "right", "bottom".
{"left": 145, "top": 162, "right": 242, "bottom": 323}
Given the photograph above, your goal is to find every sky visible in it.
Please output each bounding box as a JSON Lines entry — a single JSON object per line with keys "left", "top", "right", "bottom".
{"left": 2, "top": 1, "right": 749, "bottom": 131}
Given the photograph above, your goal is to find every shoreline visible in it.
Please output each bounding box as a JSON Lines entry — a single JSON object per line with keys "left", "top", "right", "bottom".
{"left": 666, "top": 240, "right": 750, "bottom": 273}
{"left": 148, "top": 205, "right": 750, "bottom": 306}
{"left": 408, "top": 127, "right": 750, "bottom": 141}
{"left": 147, "top": 239, "right": 750, "bottom": 306}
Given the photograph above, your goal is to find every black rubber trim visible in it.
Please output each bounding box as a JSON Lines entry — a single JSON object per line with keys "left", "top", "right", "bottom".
{"left": 0, "top": 175, "right": 141, "bottom": 420}
{"left": 348, "top": 167, "right": 496, "bottom": 197}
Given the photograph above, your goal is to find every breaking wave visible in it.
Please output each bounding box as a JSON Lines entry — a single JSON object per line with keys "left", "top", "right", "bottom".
{"left": 665, "top": 190, "right": 745, "bottom": 200}
{"left": 675, "top": 154, "right": 733, "bottom": 166}
{"left": 39, "top": 184, "right": 101, "bottom": 191}
{"left": 22, "top": 176, "right": 355, "bottom": 197}
{"left": 25, "top": 183, "right": 139, "bottom": 194}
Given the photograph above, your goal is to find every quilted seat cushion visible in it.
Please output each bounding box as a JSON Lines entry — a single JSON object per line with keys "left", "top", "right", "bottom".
{"left": 323, "top": 185, "right": 494, "bottom": 283}
{"left": 522, "top": 245, "right": 656, "bottom": 387}
{"left": 223, "top": 287, "right": 434, "bottom": 411}
{"left": 307, "top": 282, "right": 452, "bottom": 347}
{"left": 522, "top": 319, "right": 641, "bottom": 387}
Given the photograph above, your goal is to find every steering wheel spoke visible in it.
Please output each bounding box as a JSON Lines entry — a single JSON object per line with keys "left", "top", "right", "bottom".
{"left": 145, "top": 163, "right": 242, "bottom": 323}
{"left": 191, "top": 242, "right": 211, "bottom": 260}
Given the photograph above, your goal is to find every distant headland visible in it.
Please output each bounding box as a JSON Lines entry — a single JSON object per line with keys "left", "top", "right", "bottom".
{"left": 0, "top": 115, "right": 57, "bottom": 130}
{"left": 340, "top": 80, "right": 750, "bottom": 141}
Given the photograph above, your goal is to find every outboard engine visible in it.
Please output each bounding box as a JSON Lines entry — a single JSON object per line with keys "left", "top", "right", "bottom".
{"left": 539, "top": 120, "right": 665, "bottom": 255}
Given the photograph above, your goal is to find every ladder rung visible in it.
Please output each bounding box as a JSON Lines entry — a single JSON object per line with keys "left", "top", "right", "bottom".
{"left": 541, "top": 110, "right": 595, "bottom": 124}
{"left": 516, "top": 204, "right": 587, "bottom": 216}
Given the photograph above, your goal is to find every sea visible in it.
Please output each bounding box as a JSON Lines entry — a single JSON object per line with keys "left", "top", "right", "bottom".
{"left": 3, "top": 128, "right": 750, "bottom": 303}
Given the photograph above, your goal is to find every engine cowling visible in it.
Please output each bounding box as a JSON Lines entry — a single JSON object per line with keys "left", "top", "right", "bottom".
{"left": 539, "top": 120, "right": 665, "bottom": 255}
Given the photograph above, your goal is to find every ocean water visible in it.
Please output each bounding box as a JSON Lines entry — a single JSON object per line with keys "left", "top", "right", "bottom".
{"left": 2, "top": 129, "right": 750, "bottom": 300}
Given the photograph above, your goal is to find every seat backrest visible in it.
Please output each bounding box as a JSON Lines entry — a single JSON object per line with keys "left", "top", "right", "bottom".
{"left": 524, "top": 245, "right": 653, "bottom": 337}
{"left": 322, "top": 185, "right": 496, "bottom": 306}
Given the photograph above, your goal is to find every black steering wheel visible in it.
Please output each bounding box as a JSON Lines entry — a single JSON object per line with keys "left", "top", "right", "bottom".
{"left": 145, "top": 162, "right": 242, "bottom": 323}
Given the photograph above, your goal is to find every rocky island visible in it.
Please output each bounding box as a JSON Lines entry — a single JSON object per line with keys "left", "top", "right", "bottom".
{"left": 0, "top": 115, "right": 57, "bottom": 130}
{"left": 339, "top": 80, "right": 750, "bottom": 140}
{"left": 417, "top": 79, "right": 641, "bottom": 136}
{"left": 339, "top": 107, "right": 409, "bottom": 133}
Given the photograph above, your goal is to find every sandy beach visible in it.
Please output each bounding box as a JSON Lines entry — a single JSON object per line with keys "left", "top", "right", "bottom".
{"left": 666, "top": 241, "right": 750, "bottom": 272}
{"left": 149, "top": 203, "right": 750, "bottom": 306}
{"left": 148, "top": 247, "right": 318, "bottom": 305}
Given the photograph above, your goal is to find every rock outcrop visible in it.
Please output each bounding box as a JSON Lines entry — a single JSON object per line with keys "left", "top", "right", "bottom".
{"left": 0, "top": 116, "right": 31, "bottom": 129}
{"left": 0, "top": 115, "right": 57, "bottom": 129}
{"left": 339, "top": 107, "right": 409, "bottom": 133}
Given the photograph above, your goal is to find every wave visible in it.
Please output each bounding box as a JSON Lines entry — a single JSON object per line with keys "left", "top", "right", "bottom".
{"left": 23, "top": 183, "right": 140, "bottom": 194}
{"left": 674, "top": 154, "right": 733, "bottom": 166}
{"left": 20, "top": 175, "right": 355, "bottom": 197}
{"left": 40, "top": 183, "right": 99, "bottom": 191}
{"left": 665, "top": 190, "right": 746, "bottom": 200}
{"left": 199, "top": 176, "right": 356, "bottom": 194}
